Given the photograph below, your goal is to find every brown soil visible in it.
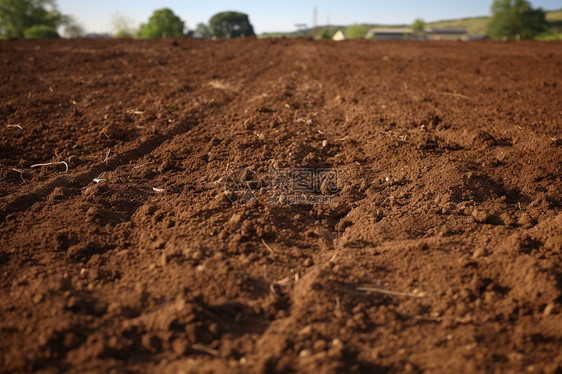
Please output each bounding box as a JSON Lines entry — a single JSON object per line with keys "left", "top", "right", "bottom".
{"left": 1, "top": 38, "right": 561, "bottom": 373}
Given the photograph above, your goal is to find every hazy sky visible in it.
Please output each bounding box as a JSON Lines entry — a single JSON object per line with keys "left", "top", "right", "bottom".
{"left": 57, "top": 0, "right": 562, "bottom": 34}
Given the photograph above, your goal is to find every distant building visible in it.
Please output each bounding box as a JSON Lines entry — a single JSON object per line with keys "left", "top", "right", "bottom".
{"left": 332, "top": 30, "right": 347, "bottom": 41}
{"left": 366, "top": 28, "right": 422, "bottom": 40}
{"left": 330, "top": 26, "right": 470, "bottom": 42}
{"left": 426, "top": 28, "right": 469, "bottom": 41}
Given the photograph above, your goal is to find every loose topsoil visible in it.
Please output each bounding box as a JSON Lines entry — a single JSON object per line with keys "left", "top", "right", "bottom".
{"left": 1, "top": 38, "right": 561, "bottom": 373}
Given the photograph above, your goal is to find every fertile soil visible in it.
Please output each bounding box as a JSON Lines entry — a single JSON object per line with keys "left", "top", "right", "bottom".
{"left": 1, "top": 38, "right": 561, "bottom": 373}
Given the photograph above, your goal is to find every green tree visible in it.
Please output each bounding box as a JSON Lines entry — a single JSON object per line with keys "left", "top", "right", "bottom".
{"left": 412, "top": 18, "right": 426, "bottom": 32}
{"left": 345, "top": 23, "right": 368, "bottom": 39}
{"left": 317, "top": 26, "right": 338, "bottom": 40}
{"left": 194, "top": 22, "right": 212, "bottom": 38}
{"left": 488, "top": 0, "right": 547, "bottom": 40}
{"left": 23, "top": 23, "right": 58, "bottom": 38}
{"left": 209, "top": 11, "right": 254, "bottom": 38}
{"left": 138, "top": 8, "right": 185, "bottom": 38}
{"left": 0, "top": 0, "right": 67, "bottom": 38}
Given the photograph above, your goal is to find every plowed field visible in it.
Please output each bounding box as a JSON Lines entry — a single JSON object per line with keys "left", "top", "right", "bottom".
{"left": 1, "top": 38, "right": 561, "bottom": 373}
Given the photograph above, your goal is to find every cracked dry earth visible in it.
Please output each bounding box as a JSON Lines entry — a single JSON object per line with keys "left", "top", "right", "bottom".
{"left": 1, "top": 38, "right": 561, "bottom": 373}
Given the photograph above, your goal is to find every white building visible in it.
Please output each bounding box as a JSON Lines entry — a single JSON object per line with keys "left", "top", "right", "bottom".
{"left": 332, "top": 30, "right": 347, "bottom": 41}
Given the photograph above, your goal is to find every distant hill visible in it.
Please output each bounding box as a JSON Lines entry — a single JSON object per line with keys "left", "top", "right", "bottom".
{"left": 426, "top": 17, "right": 489, "bottom": 36}
{"left": 260, "top": 9, "right": 562, "bottom": 38}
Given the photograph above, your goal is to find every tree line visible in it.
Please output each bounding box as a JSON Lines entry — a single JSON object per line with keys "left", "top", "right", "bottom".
{"left": 135, "top": 9, "right": 254, "bottom": 39}
{"left": 0, "top": 0, "right": 559, "bottom": 40}
{"left": 0, "top": 1, "right": 255, "bottom": 39}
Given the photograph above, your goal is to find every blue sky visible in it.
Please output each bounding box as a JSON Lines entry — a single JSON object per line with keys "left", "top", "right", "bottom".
{"left": 57, "top": 0, "right": 562, "bottom": 34}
